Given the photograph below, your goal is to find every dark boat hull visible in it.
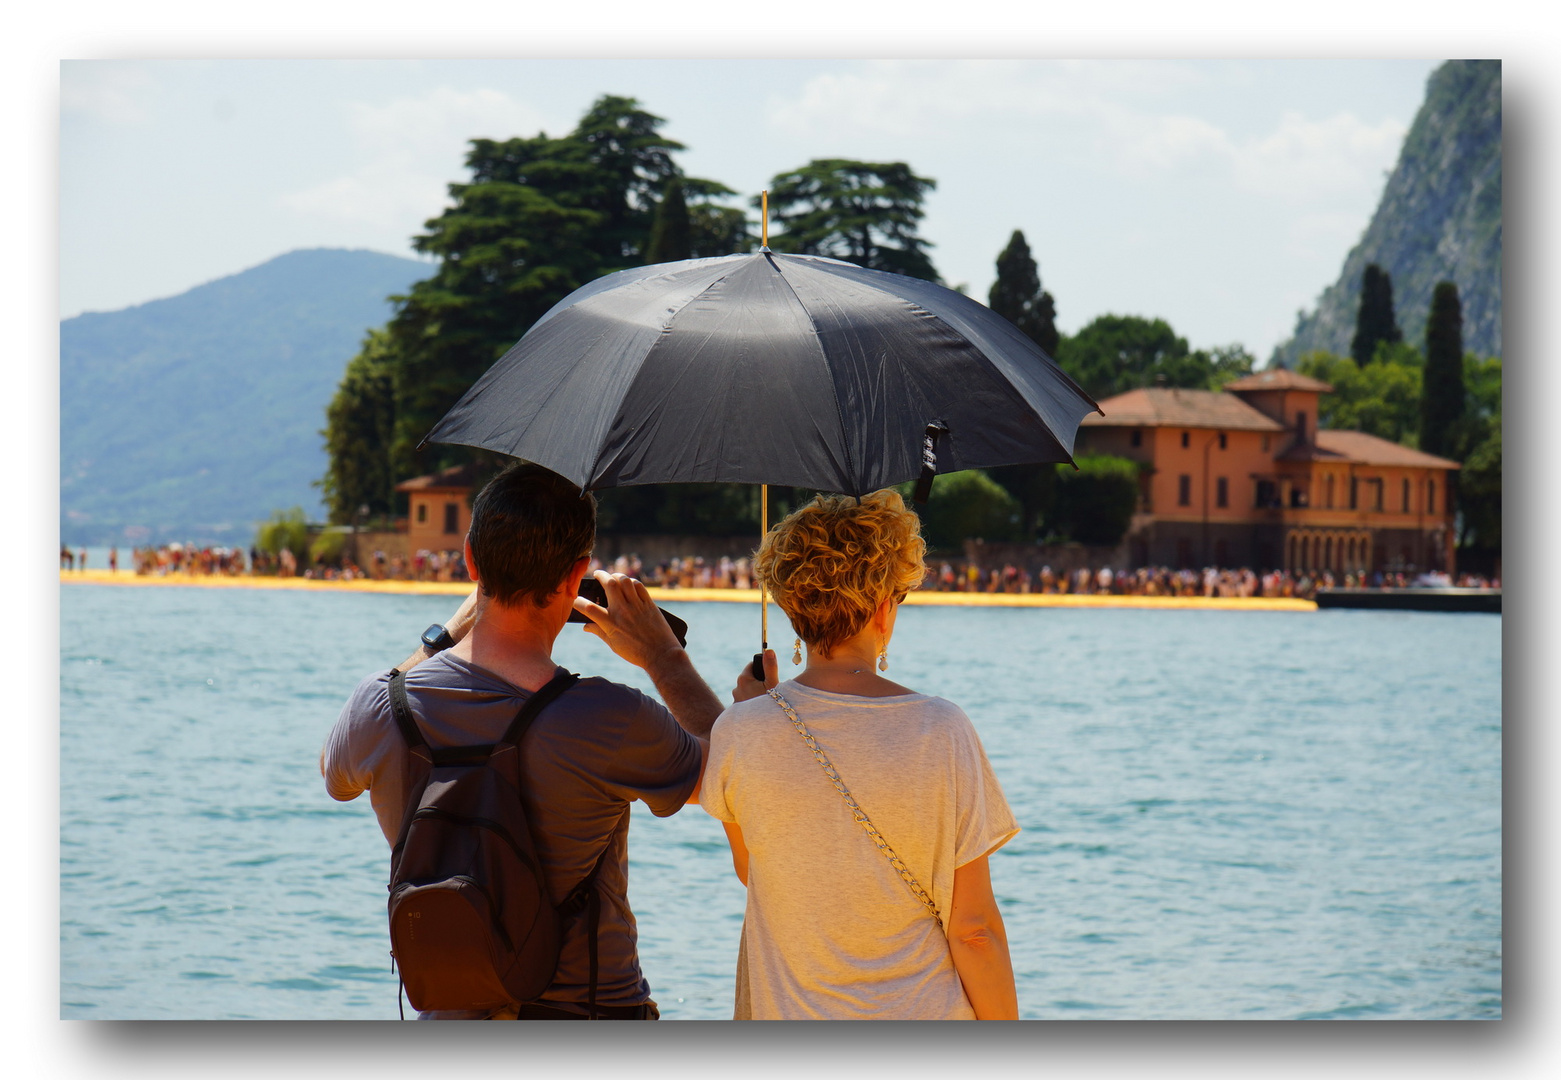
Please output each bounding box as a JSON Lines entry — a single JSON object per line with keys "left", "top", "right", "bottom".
{"left": 1314, "top": 588, "right": 1501, "bottom": 614}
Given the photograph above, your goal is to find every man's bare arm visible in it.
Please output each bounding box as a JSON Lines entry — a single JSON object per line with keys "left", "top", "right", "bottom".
{"left": 395, "top": 586, "right": 484, "bottom": 672}
{"left": 576, "top": 572, "right": 723, "bottom": 739}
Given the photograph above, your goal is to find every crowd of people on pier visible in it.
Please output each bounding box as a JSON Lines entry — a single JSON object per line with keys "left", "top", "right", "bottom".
{"left": 67, "top": 540, "right": 1498, "bottom": 597}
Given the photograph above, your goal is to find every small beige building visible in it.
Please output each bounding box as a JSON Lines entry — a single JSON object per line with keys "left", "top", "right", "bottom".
{"left": 395, "top": 463, "right": 479, "bottom": 554}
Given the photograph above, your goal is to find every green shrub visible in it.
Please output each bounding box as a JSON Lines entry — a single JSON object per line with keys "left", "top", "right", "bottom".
{"left": 905, "top": 470, "right": 1021, "bottom": 551}
{"left": 1049, "top": 454, "right": 1140, "bottom": 546}
{"left": 255, "top": 507, "right": 311, "bottom": 560}
{"left": 309, "top": 529, "right": 350, "bottom": 567}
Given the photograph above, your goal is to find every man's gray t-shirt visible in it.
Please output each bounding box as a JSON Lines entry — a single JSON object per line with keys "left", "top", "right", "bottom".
{"left": 323, "top": 651, "right": 702, "bottom": 1012}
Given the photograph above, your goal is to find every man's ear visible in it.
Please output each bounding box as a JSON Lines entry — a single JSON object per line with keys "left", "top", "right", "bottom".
{"left": 463, "top": 536, "right": 480, "bottom": 585}
{"left": 562, "top": 555, "right": 592, "bottom": 597}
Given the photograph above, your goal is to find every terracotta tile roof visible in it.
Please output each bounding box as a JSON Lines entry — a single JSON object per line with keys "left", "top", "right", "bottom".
{"left": 395, "top": 462, "right": 483, "bottom": 492}
{"left": 1311, "top": 430, "right": 1462, "bottom": 470}
{"left": 1081, "top": 387, "right": 1286, "bottom": 432}
{"left": 1225, "top": 368, "right": 1334, "bottom": 393}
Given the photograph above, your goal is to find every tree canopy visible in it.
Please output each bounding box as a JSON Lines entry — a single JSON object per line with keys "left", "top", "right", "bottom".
{"left": 760, "top": 159, "right": 940, "bottom": 281}
{"left": 1053, "top": 315, "right": 1253, "bottom": 401}
{"left": 1298, "top": 348, "right": 1424, "bottom": 448}
{"left": 320, "top": 95, "right": 747, "bottom": 525}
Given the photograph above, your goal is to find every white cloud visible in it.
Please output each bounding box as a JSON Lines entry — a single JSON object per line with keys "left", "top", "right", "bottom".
{"left": 767, "top": 61, "right": 1404, "bottom": 203}
{"left": 61, "top": 63, "right": 154, "bottom": 125}
{"left": 280, "top": 86, "right": 552, "bottom": 229}
{"left": 1231, "top": 110, "right": 1405, "bottom": 199}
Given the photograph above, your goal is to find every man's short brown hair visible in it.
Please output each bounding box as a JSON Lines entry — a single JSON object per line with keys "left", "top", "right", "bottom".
{"left": 467, "top": 463, "right": 596, "bottom": 608}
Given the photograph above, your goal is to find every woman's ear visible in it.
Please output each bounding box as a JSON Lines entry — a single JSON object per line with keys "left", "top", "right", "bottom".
{"left": 873, "top": 594, "right": 895, "bottom": 634}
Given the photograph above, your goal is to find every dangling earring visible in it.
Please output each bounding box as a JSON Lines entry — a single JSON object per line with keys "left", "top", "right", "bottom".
{"left": 877, "top": 648, "right": 889, "bottom": 672}
{"left": 792, "top": 637, "right": 803, "bottom": 666}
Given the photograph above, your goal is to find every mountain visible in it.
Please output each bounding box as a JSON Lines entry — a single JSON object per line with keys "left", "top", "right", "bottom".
{"left": 61, "top": 248, "right": 432, "bottom": 546}
{"left": 1269, "top": 60, "right": 1501, "bottom": 368}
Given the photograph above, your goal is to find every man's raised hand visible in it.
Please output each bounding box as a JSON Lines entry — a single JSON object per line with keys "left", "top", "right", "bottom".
{"left": 573, "top": 571, "right": 683, "bottom": 672}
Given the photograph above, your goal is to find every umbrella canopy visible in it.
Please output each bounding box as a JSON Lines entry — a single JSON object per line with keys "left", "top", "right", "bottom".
{"left": 423, "top": 251, "right": 1101, "bottom": 496}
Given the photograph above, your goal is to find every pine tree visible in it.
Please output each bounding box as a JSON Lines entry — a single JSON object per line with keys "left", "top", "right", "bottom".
{"left": 645, "top": 177, "right": 692, "bottom": 263}
{"left": 988, "top": 230, "right": 1059, "bottom": 357}
{"left": 1350, "top": 263, "right": 1403, "bottom": 365}
{"left": 760, "top": 159, "right": 940, "bottom": 281}
{"left": 1420, "top": 281, "right": 1466, "bottom": 459}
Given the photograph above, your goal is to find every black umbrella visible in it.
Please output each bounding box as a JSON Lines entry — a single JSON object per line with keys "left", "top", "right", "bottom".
{"left": 426, "top": 251, "right": 1099, "bottom": 495}
{"left": 424, "top": 243, "right": 1101, "bottom": 674}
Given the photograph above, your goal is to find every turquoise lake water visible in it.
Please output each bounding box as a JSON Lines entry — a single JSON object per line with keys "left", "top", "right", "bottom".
{"left": 59, "top": 583, "right": 1501, "bottom": 1019}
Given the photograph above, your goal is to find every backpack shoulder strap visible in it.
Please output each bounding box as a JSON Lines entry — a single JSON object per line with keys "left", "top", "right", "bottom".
{"left": 387, "top": 668, "right": 427, "bottom": 750}
{"left": 498, "top": 669, "right": 580, "bottom": 749}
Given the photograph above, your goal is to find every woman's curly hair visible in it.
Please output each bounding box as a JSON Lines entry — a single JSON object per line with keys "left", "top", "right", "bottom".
{"left": 755, "top": 489, "right": 927, "bottom": 658}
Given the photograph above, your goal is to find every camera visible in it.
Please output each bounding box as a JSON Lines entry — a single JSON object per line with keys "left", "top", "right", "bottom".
{"left": 566, "top": 576, "right": 689, "bottom": 647}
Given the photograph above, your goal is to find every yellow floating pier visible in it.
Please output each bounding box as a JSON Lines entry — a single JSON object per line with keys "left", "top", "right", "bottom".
{"left": 61, "top": 570, "right": 1316, "bottom": 611}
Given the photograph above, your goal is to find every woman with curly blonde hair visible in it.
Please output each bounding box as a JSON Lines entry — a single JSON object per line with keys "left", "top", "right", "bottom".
{"left": 700, "top": 489, "right": 1020, "bottom": 1020}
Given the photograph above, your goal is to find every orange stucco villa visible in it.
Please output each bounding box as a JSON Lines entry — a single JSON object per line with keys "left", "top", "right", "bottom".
{"left": 1075, "top": 369, "right": 1461, "bottom": 575}
{"left": 394, "top": 463, "right": 478, "bottom": 555}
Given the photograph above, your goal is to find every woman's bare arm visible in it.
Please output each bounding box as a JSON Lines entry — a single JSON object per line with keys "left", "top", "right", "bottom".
{"left": 947, "top": 854, "right": 1018, "bottom": 1020}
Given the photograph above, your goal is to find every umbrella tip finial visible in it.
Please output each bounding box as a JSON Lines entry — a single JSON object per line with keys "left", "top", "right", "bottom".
{"left": 761, "top": 189, "right": 769, "bottom": 249}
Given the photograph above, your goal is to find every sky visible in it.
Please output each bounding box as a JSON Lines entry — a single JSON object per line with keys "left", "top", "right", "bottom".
{"left": 60, "top": 57, "right": 1440, "bottom": 361}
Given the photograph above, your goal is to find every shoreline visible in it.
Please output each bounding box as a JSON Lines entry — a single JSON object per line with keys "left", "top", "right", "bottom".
{"left": 60, "top": 569, "right": 1318, "bottom": 611}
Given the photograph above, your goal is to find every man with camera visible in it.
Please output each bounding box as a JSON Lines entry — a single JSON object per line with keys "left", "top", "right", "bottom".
{"left": 322, "top": 463, "right": 768, "bottom": 1019}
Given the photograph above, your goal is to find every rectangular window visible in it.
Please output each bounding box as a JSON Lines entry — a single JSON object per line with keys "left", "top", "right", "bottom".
{"left": 1130, "top": 428, "right": 1142, "bottom": 447}
{"left": 1218, "top": 432, "right": 1228, "bottom": 450}
{"left": 1325, "top": 474, "right": 1335, "bottom": 509}
{"left": 1428, "top": 479, "right": 1436, "bottom": 514}
{"left": 1216, "top": 477, "right": 1229, "bottom": 508}
{"left": 1402, "top": 477, "right": 1411, "bottom": 512}
{"left": 1350, "top": 477, "right": 1359, "bottom": 510}
{"left": 1178, "top": 474, "right": 1192, "bottom": 507}
{"left": 1181, "top": 431, "right": 1190, "bottom": 449}
{"left": 416, "top": 503, "right": 427, "bottom": 524}
{"left": 1371, "top": 479, "right": 1384, "bottom": 512}
{"left": 444, "top": 503, "right": 459, "bottom": 534}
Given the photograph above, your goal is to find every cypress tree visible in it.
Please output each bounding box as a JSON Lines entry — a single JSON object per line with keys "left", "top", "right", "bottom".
{"left": 989, "top": 229, "right": 1060, "bottom": 357}
{"left": 645, "top": 176, "right": 692, "bottom": 263}
{"left": 987, "top": 229, "right": 1061, "bottom": 535}
{"left": 1420, "top": 281, "right": 1466, "bottom": 459}
{"left": 1350, "top": 263, "right": 1403, "bottom": 365}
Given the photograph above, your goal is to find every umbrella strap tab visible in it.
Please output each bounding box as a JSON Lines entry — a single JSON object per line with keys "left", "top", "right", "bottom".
{"left": 912, "top": 422, "right": 949, "bottom": 505}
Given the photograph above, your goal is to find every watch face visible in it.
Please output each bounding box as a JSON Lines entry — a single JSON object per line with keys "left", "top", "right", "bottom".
{"left": 421, "top": 624, "right": 451, "bottom": 650}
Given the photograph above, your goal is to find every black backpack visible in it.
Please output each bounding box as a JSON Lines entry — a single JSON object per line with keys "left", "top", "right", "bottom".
{"left": 385, "top": 666, "right": 614, "bottom": 1017}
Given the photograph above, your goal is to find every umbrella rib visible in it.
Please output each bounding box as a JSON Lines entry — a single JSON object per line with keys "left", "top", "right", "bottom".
{"left": 766, "top": 257, "right": 859, "bottom": 494}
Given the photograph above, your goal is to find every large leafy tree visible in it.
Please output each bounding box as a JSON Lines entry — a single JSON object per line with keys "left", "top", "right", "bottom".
{"left": 319, "top": 329, "right": 398, "bottom": 523}
{"left": 322, "top": 96, "right": 740, "bottom": 520}
{"left": 988, "top": 229, "right": 1059, "bottom": 357}
{"left": 1298, "top": 348, "right": 1424, "bottom": 447}
{"left": 1350, "top": 263, "right": 1403, "bottom": 366}
{"left": 1047, "top": 454, "right": 1141, "bottom": 547}
{"left": 1054, "top": 315, "right": 1252, "bottom": 401}
{"left": 1420, "top": 281, "right": 1466, "bottom": 459}
{"left": 760, "top": 159, "right": 940, "bottom": 281}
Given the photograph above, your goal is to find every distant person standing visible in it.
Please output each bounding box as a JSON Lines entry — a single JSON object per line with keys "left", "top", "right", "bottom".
{"left": 108, "top": 547, "right": 118, "bottom": 572}
{"left": 79, "top": 548, "right": 88, "bottom": 571}
{"left": 60, "top": 546, "right": 74, "bottom": 571}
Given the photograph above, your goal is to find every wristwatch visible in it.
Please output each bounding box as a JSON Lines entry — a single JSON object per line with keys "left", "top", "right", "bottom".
{"left": 420, "top": 623, "right": 455, "bottom": 654}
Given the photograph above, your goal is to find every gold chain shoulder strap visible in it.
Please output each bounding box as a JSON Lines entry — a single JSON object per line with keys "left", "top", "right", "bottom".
{"left": 766, "top": 687, "right": 944, "bottom": 931}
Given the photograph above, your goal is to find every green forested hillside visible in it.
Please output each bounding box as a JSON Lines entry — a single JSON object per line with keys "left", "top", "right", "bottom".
{"left": 1270, "top": 60, "right": 1501, "bottom": 367}
{"left": 60, "top": 248, "right": 431, "bottom": 545}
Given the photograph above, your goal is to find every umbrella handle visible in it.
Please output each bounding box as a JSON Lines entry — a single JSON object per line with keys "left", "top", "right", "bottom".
{"left": 751, "top": 653, "right": 765, "bottom": 681}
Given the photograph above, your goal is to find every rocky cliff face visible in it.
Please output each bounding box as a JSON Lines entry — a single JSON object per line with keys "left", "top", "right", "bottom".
{"left": 1270, "top": 60, "right": 1501, "bottom": 367}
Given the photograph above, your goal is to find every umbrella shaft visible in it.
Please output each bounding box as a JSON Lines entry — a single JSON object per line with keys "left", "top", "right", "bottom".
{"left": 760, "top": 484, "right": 769, "bottom": 648}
